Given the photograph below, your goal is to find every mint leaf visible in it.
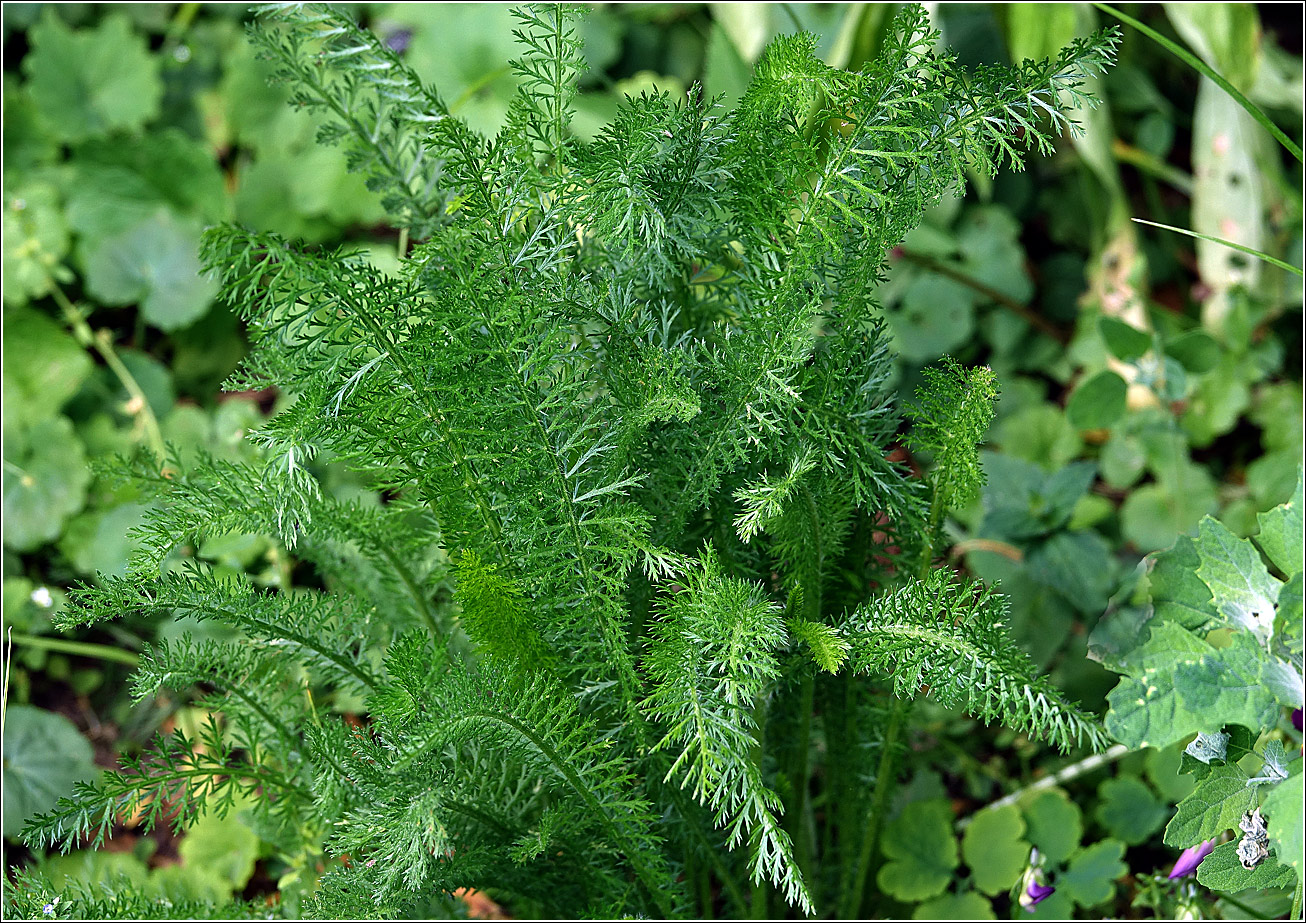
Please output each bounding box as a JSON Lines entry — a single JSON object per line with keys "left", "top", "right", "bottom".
{"left": 1261, "top": 771, "right": 1303, "bottom": 883}
{"left": 961, "top": 804, "right": 1028, "bottom": 895}
{"left": 1095, "top": 776, "right": 1167, "bottom": 845}
{"left": 1196, "top": 840, "right": 1296, "bottom": 891}
{"left": 1164, "top": 765, "right": 1252, "bottom": 847}
{"left": 1020, "top": 788, "right": 1082, "bottom": 865}
{"left": 22, "top": 11, "right": 161, "bottom": 143}
{"left": 876, "top": 800, "right": 958, "bottom": 902}
{"left": 1027, "top": 530, "right": 1115, "bottom": 615}
{"left": 1194, "top": 516, "right": 1281, "bottom": 642}
{"left": 1105, "top": 621, "right": 1211, "bottom": 749}
{"left": 1256, "top": 468, "right": 1303, "bottom": 578}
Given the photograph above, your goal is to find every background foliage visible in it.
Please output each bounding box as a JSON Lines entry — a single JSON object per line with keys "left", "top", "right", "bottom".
{"left": 2, "top": 2, "right": 1301, "bottom": 919}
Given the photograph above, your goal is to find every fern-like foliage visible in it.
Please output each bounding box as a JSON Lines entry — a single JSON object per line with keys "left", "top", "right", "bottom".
{"left": 844, "top": 569, "right": 1110, "bottom": 753}
{"left": 907, "top": 357, "right": 1000, "bottom": 514}
{"left": 643, "top": 553, "right": 810, "bottom": 912}
{"left": 19, "top": 4, "right": 1119, "bottom": 919}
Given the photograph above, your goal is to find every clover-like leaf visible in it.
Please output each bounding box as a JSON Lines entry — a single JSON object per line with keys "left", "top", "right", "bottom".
{"left": 2, "top": 415, "right": 90, "bottom": 552}
{"left": 876, "top": 800, "right": 958, "bottom": 902}
{"left": 1, "top": 307, "right": 93, "bottom": 429}
{"left": 2, "top": 183, "right": 72, "bottom": 308}
{"left": 961, "top": 803, "right": 1028, "bottom": 895}
{"left": 1095, "top": 776, "right": 1167, "bottom": 845}
{"left": 2, "top": 705, "right": 98, "bottom": 838}
{"left": 911, "top": 890, "right": 995, "bottom": 920}
{"left": 1020, "top": 788, "right": 1082, "bottom": 865}
{"left": 82, "top": 208, "right": 217, "bottom": 332}
{"left": 1060, "top": 839, "right": 1126, "bottom": 908}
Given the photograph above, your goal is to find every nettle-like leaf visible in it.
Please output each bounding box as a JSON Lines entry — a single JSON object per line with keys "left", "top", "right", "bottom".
{"left": 1103, "top": 467, "right": 1305, "bottom": 899}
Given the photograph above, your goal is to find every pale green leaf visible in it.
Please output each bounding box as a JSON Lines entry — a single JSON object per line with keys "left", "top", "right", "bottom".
{"left": 1194, "top": 516, "right": 1281, "bottom": 642}
{"left": 1020, "top": 788, "right": 1082, "bottom": 865}
{"left": 1261, "top": 772, "right": 1303, "bottom": 882}
{"left": 1095, "top": 776, "right": 1167, "bottom": 845}
{"left": 1060, "top": 839, "right": 1126, "bottom": 908}
{"left": 876, "top": 800, "right": 958, "bottom": 902}
{"left": 2, "top": 705, "right": 97, "bottom": 838}
{"left": 1256, "top": 468, "right": 1303, "bottom": 578}
{"left": 961, "top": 804, "right": 1028, "bottom": 895}
{"left": 21, "top": 11, "right": 161, "bottom": 143}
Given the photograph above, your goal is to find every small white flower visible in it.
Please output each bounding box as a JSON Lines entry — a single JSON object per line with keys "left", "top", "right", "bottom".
{"left": 31, "top": 586, "right": 53, "bottom": 608}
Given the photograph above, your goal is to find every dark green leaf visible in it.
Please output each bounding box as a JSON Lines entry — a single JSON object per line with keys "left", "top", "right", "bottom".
{"left": 1165, "top": 329, "right": 1221, "bottom": 373}
{"left": 1099, "top": 316, "right": 1151, "bottom": 361}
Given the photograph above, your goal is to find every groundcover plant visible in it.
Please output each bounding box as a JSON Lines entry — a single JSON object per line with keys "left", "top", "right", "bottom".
{"left": 6, "top": 3, "right": 1125, "bottom": 918}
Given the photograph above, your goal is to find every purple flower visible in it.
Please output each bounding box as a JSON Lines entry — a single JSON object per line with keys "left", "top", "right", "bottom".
{"left": 1293, "top": 708, "right": 1302, "bottom": 732}
{"left": 1168, "top": 839, "right": 1217, "bottom": 879}
{"left": 1020, "top": 879, "right": 1056, "bottom": 911}
{"left": 384, "top": 28, "right": 413, "bottom": 55}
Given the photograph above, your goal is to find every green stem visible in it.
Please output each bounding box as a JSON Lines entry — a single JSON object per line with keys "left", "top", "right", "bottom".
{"left": 51, "top": 285, "right": 166, "bottom": 460}
{"left": 841, "top": 696, "right": 906, "bottom": 917}
{"left": 7, "top": 632, "right": 139, "bottom": 666}
{"left": 844, "top": 484, "right": 945, "bottom": 916}
{"left": 750, "top": 693, "right": 771, "bottom": 919}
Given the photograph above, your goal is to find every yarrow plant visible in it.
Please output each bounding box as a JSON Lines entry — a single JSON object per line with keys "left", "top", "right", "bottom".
{"left": 9, "top": 4, "right": 1120, "bottom": 918}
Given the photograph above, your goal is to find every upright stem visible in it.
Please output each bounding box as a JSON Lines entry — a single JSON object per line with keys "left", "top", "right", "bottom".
{"left": 51, "top": 285, "right": 166, "bottom": 460}
{"left": 843, "top": 486, "right": 945, "bottom": 917}
{"left": 750, "top": 693, "right": 771, "bottom": 919}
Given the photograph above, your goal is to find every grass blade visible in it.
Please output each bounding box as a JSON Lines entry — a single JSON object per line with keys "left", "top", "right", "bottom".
{"left": 1092, "top": 3, "right": 1303, "bottom": 164}
{"left": 1132, "top": 217, "right": 1304, "bottom": 277}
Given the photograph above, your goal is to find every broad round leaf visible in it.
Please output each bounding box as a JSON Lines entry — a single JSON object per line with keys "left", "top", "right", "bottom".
{"left": 1066, "top": 370, "right": 1128, "bottom": 430}
{"left": 2, "top": 705, "right": 97, "bottom": 838}
{"left": 2, "top": 415, "right": 90, "bottom": 552}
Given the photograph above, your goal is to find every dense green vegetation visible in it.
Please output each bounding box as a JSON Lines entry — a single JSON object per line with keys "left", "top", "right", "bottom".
{"left": 2, "top": 3, "right": 1301, "bottom": 920}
